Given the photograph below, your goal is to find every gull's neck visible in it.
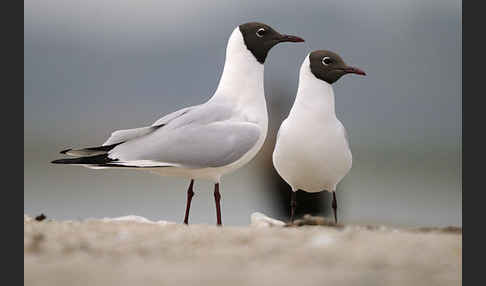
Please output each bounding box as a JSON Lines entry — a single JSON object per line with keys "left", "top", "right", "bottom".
{"left": 211, "top": 28, "right": 265, "bottom": 109}
{"left": 290, "top": 56, "right": 336, "bottom": 119}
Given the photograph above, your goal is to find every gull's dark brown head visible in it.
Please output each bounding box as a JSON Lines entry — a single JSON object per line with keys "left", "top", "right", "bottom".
{"left": 239, "top": 22, "right": 304, "bottom": 64}
{"left": 309, "top": 50, "right": 366, "bottom": 84}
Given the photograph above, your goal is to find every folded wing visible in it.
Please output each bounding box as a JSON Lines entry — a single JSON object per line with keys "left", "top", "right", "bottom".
{"left": 60, "top": 106, "right": 198, "bottom": 157}
{"left": 109, "top": 121, "right": 260, "bottom": 168}
{"left": 53, "top": 103, "right": 261, "bottom": 169}
{"left": 103, "top": 105, "right": 197, "bottom": 146}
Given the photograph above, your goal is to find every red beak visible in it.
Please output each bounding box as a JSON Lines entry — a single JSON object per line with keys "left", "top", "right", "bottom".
{"left": 342, "top": 66, "right": 366, "bottom": 76}
{"left": 279, "top": 34, "right": 305, "bottom": 43}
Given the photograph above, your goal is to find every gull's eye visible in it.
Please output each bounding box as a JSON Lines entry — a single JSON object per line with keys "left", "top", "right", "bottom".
{"left": 256, "top": 28, "right": 266, "bottom": 38}
{"left": 322, "top": 57, "right": 332, "bottom": 65}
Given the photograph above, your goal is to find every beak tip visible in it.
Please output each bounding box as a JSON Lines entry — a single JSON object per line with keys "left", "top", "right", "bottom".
{"left": 349, "top": 67, "right": 366, "bottom": 76}
{"left": 281, "top": 35, "right": 305, "bottom": 43}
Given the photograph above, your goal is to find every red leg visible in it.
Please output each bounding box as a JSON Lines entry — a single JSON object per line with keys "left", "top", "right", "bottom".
{"left": 332, "top": 191, "right": 337, "bottom": 224}
{"left": 183, "top": 179, "right": 195, "bottom": 225}
{"left": 214, "top": 183, "right": 222, "bottom": 226}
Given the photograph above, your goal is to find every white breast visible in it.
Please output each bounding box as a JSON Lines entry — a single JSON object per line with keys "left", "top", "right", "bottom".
{"left": 272, "top": 55, "right": 352, "bottom": 192}
{"left": 152, "top": 27, "right": 268, "bottom": 183}
{"left": 207, "top": 27, "right": 269, "bottom": 179}
{"left": 273, "top": 118, "right": 351, "bottom": 192}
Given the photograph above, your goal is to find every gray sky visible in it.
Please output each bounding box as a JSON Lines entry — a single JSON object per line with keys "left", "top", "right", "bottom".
{"left": 25, "top": 0, "right": 461, "bottom": 226}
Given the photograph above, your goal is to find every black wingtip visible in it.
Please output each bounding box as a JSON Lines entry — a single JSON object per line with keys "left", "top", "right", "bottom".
{"left": 60, "top": 148, "right": 72, "bottom": 154}
{"left": 51, "top": 159, "right": 70, "bottom": 164}
{"left": 51, "top": 154, "right": 116, "bottom": 165}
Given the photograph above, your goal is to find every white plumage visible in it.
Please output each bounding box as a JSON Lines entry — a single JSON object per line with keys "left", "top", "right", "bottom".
{"left": 273, "top": 55, "right": 352, "bottom": 193}
{"left": 52, "top": 22, "right": 304, "bottom": 225}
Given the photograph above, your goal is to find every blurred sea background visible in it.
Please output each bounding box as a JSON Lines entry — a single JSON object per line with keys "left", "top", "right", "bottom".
{"left": 24, "top": 0, "right": 461, "bottom": 227}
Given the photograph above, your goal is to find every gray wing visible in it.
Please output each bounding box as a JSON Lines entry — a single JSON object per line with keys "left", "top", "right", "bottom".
{"left": 102, "top": 105, "right": 198, "bottom": 146}
{"left": 107, "top": 103, "right": 261, "bottom": 168}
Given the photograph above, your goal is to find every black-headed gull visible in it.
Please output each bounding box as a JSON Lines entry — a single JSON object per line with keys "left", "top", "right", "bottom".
{"left": 52, "top": 22, "right": 304, "bottom": 226}
{"left": 272, "top": 50, "right": 365, "bottom": 223}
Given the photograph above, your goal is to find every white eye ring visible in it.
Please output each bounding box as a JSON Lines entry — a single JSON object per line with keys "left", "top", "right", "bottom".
{"left": 256, "top": 28, "right": 265, "bottom": 38}
{"left": 322, "top": 56, "right": 332, "bottom": 65}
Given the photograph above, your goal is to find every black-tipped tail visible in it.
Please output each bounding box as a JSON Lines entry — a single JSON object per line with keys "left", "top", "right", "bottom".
{"left": 51, "top": 154, "right": 117, "bottom": 165}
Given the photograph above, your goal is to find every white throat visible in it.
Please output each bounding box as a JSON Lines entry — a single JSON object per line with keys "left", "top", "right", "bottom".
{"left": 211, "top": 27, "right": 265, "bottom": 107}
{"left": 290, "top": 55, "right": 336, "bottom": 118}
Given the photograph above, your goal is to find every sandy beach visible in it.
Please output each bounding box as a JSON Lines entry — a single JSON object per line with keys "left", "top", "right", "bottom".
{"left": 24, "top": 214, "right": 461, "bottom": 286}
